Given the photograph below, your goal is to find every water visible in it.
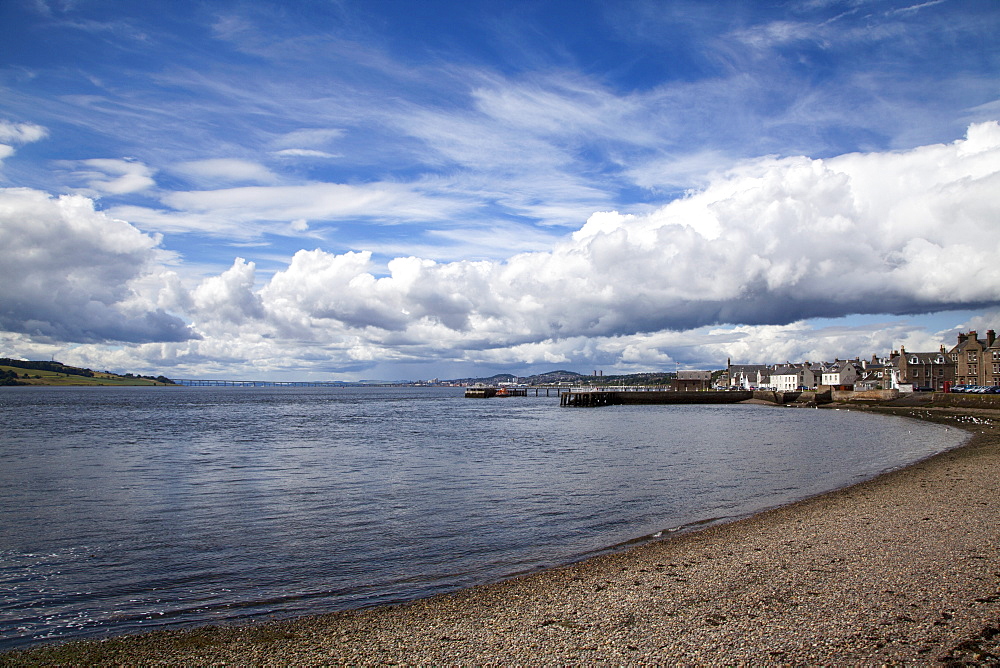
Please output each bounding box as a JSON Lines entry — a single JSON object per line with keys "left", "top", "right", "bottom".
{"left": 0, "top": 386, "right": 966, "bottom": 650}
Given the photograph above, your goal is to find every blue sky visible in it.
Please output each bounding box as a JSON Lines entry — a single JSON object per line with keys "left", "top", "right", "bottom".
{"left": 1, "top": 0, "right": 999, "bottom": 381}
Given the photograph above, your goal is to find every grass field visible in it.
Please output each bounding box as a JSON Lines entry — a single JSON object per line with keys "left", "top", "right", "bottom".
{"left": 0, "top": 365, "right": 174, "bottom": 386}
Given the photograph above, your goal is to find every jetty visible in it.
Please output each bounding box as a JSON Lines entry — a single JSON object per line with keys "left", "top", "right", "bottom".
{"left": 464, "top": 387, "right": 529, "bottom": 398}
{"left": 560, "top": 389, "right": 753, "bottom": 406}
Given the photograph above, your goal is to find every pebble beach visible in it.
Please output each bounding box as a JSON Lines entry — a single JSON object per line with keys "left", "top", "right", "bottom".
{"left": 4, "top": 404, "right": 1000, "bottom": 665}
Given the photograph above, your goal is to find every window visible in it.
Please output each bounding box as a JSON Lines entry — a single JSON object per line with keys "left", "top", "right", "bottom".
{"left": 952, "top": 353, "right": 959, "bottom": 362}
{"left": 970, "top": 365, "right": 977, "bottom": 376}
{"left": 994, "top": 351, "right": 1000, "bottom": 360}
{"left": 911, "top": 357, "right": 919, "bottom": 364}
{"left": 969, "top": 352, "right": 978, "bottom": 362}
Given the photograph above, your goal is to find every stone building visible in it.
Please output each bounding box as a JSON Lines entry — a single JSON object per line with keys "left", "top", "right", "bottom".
{"left": 675, "top": 370, "right": 712, "bottom": 391}
{"left": 894, "top": 345, "right": 954, "bottom": 391}
{"left": 949, "top": 330, "right": 1000, "bottom": 387}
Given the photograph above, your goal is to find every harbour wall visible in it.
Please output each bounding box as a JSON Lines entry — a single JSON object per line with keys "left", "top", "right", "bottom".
{"left": 559, "top": 390, "right": 817, "bottom": 407}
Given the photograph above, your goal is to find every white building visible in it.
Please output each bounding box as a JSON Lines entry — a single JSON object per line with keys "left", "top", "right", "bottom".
{"left": 727, "top": 363, "right": 771, "bottom": 390}
{"left": 771, "top": 364, "right": 816, "bottom": 391}
{"left": 820, "top": 360, "right": 859, "bottom": 387}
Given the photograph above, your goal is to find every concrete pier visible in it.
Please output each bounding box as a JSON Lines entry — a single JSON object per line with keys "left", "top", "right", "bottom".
{"left": 560, "top": 390, "right": 754, "bottom": 406}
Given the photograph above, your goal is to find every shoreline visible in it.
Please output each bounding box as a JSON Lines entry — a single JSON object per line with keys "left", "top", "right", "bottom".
{"left": 4, "top": 404, "right": 1000, "bottom": 664}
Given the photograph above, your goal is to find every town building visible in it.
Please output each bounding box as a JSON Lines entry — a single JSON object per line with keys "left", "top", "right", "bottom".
{"left": 770, "top": 364, "right": 816, "bottom": 391}
{"left": 820, "top": 360, "right": 860, "bottom": 388}
{"left": 675, "top": 370, "right": 712, "bottom": 391}
{"left": 893, "top": 345, "right": 954, "bottom": 391}
{"left": 949, "top": 330, "right": 1000, "bottom": 387}
{"left": 726, "top": 362, "right": 771, "bottom": 390}
{"left": 720, "top": 327, "right": 996, "bottom": 393}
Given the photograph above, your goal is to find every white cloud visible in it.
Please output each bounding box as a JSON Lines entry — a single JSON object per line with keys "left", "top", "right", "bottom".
{"left": 729, "top": 20, "right": 820, "bottom": 49}
{"left": 233, "top": 121, "right": 1000, "bottom": 359}
{"left": 5, "top": 123, "right": 1000, "bottom": 377}
{"left": 0, "top": 120, "right": 48, "bottom": 166}
{"left": 68, "top": 158, "right": 156, "bottom": 194}
{"left": 191, "top": 257, "right": 264, "bottom": 324}
{"left": 273, "top": 149, "right": 339, "bottom": 159}
{"left": 102, "top": 204, "right": 269, "bottom": 240}
{"left": 173, "top": 158, "right": 277, "bottom": 185}
{"left": 0, "top": 120, "right": 48, "bottom": 145}
{"left": 272, "top": 128, "right": 344, "bottom": 149}
{"left": 0, "top": 187, "right": 194, "bottom": 343}
{"left": 268, "top": 129, "right": 344, "bottom": 160}
{"left": 160, "top": 181, "right": 466, "bottom": 224}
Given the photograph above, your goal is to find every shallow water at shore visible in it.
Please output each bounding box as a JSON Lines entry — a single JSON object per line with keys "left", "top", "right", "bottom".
{"left": 0, "top": 387, "right": 966, "bottom": 650}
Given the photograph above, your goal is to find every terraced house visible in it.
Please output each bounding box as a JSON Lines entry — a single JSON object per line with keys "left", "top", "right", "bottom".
{"left": 950, "top": 330, "right": 1000, "bottom": 387}
{"left": 894, "top": 345, "right": 953, "bottom": 392}
{"left": 723, "top": 328, "right": 997, "bottom": 393}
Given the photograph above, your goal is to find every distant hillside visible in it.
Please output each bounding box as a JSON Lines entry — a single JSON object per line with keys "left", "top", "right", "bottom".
{"left": 0, "top": 359, "right": 175, "bottom": 386}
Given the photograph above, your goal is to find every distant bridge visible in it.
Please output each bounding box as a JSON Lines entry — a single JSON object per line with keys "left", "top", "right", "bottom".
{"left": 172, "top": 379, "right": 401, "bottom": 387}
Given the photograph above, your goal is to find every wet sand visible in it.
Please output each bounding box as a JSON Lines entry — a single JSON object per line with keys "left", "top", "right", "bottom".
{"left": 4, "top": 404, "right": 1000, "bottom": 665}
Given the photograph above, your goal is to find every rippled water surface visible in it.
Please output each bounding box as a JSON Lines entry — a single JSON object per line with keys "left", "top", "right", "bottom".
{"left": 0, "top": 386, "right": 966, "bottom": 649}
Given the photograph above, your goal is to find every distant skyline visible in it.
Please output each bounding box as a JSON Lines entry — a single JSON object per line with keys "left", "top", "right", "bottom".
{"left": 1, "top": 0, "right": 999, "bottom": 381}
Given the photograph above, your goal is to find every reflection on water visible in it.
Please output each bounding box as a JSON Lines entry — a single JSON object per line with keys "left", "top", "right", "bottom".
{"left": 0, "top": 386, "right": 964, "bottom": 649}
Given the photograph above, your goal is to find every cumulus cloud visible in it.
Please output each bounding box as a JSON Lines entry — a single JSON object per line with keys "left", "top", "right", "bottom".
{"left": 191, "top": 258, "right": 265, "bottom": 324}
{"left": 6, "top": 123, "right": 1000, "bottom": 375}
{"left": 206, "top": 121, "right": 1000, "bottom": 368}
{"left": 0, "top": 188, "right": 196, "bottom": 343}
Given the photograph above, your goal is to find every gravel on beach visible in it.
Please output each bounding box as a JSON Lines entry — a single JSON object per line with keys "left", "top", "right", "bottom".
{"left": 4, "top": 405, "right": 1000, "bottom": 665}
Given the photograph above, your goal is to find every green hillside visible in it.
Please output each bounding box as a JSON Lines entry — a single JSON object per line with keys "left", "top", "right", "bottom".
{"left": 0, "top": 359, "right": 174, "bottom": 386}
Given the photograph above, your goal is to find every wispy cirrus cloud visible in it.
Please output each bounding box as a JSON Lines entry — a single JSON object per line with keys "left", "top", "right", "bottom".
{"left": 172, "top": 158, "right": 278, "bottom": 186}
{"left": 160, "top": 181, "right": 471, "bottom": 225}
{"left": 62, "top": 158, "right": 156, "bottom": 195}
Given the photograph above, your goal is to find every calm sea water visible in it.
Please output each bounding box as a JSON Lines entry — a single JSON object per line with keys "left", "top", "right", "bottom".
{"left": 0, "top": 386, "right": 966, "bottom": 650}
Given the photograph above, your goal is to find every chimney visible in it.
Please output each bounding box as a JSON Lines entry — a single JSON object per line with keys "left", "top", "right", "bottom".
{"left": 988, "top": 330, "right": 996, "bottom": 346}
{"left": 957, "top": 333, "right": 967, "bottom": 344}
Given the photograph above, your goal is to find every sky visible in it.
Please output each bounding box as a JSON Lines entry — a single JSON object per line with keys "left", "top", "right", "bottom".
{"left": 1, "top": 0, "right": 999, "bottom": 382}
